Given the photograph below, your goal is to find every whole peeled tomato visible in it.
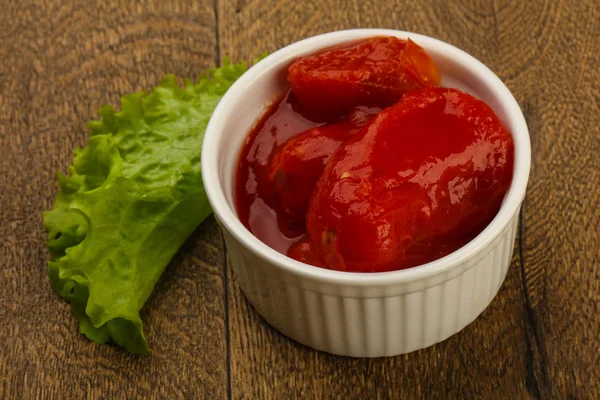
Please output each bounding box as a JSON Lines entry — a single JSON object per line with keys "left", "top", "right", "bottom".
{"left": 270, "top": 107, "right": 379, "bottom": 234}
{"left": 305, "top": 88, "right": 515, "bottom": 272}
{"left": 288, "top": 37, "right": 441, "bottom": 120}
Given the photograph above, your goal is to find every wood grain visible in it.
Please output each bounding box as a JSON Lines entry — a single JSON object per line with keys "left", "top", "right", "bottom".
{"left": 0, "top": 1, "right": 228, "bottom": 398}
{"left": 1, "top": 0, "right": 598, "bottom": 398}
{"left": 516, "top": 1, "right": 600, "bottom": 398}
{"left": 218, "top": 0, "right": 600, "bottom": 398}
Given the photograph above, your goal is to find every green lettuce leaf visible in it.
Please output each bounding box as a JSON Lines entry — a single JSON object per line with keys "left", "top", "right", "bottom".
{"left": 43, "top": 58, "right": 256, "bottom": 354}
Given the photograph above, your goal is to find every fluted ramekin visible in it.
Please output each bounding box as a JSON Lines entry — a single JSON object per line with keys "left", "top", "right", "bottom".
{"left": 202, "top": 29, "right": 531, "bottom": 357}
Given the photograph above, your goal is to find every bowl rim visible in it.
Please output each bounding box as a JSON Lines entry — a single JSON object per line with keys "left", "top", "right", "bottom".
{"left": 202, "top": 28, "right": 531, "bottom": 286}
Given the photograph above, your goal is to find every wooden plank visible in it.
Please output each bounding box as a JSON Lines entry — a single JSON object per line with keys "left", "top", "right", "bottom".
{"left": 515, "top": 0, "right": 600, "bottom": 398}
{"left": 0, "top": 1, "right": 228, "bottom": 398}
{"left": 219, "top": 0, "right": 541, "bottom": 398}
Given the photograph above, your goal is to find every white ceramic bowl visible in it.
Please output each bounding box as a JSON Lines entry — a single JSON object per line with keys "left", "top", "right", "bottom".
{"left": 202, "top": 29, "right": 531, "bottom": 357}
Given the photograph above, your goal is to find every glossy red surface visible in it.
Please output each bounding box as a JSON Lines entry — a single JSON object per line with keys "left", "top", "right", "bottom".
{"left": 269, "top": 107, "right": 379, "bottom": 231}
{"left": 288, "top": 37, "right": 441, "bottom": 120}
{"left": 306, "top": 88, "right": 514, "bottom": 272}
{"left": 234, "top": 91, "right": 319, "bottom": 251}
{"left": 235, "top": 38, "right": 514, "bottom": 273}
{"left": 235, "top": 92, "right": 378, "bottom": 246}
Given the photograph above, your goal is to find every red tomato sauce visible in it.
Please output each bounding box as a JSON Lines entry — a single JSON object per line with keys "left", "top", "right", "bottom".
{"left": 234, "top": 36, "right": 514, "bottom": 272}
{"left": 234, "top": 91, "right": 320, "bottom": 254}
{"left": 235, "top": 90, "right": 380, "bottom": 253}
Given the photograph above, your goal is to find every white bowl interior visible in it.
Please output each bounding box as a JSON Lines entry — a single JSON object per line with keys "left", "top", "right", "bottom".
{"left": 203, "top": 29, "right": 530, "bottom": 284}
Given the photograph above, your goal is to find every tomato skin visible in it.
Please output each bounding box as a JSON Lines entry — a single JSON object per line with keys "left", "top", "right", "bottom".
{"left": 270, "top": 123, "right": 357, "bottom": 233}
{"left": 287, "top": 237, "right": 326, "bottom": 268}
{"left": 288, "top": 37, "right": 441, "bottom": 120}
{"left": 269, "top": 107, "right": 379, "bottom": 234}
{"left": 305, "top": 88, "right": 514, "bottom": 272}
{"left": 237, "top": 39, "right": 514, "bottom": 273}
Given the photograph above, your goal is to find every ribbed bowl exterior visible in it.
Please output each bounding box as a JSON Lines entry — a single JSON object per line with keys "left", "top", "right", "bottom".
{"left": 221, "top": 208, "right": 519, "bottom": 357}
{"left": 203, "top": 29, "right": 530, "bottom": 359}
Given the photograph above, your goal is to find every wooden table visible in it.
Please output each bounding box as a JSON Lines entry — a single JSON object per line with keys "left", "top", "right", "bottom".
{"left": 1, "top": 1, "right": 598, "bottom": 398}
